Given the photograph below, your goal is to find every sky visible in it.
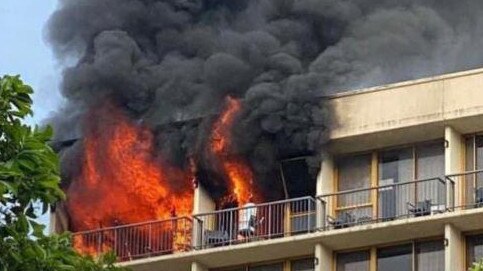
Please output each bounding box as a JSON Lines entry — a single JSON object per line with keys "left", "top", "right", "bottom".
{"left": 0, "top": 0, "right": 63, "bottom": 229}
{"left": 0, "top": 0, "right": 63, "bottom": 125}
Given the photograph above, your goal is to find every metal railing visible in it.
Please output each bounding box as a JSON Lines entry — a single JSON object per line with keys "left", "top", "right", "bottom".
{"left": 193, "top": 196, "right": 316, "bottom": 249}
{"left": 446, "top": 169, "right": 483, "bottom": 210}
{"left": 317, "top": 177, "right": 452, "bottom": 230}
{"left": 72, "top": 216, "right": 193, "bottom": 262}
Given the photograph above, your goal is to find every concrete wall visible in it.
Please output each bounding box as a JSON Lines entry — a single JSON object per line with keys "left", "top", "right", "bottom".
{"left": 193, "top": 185, "right": 215, "bottom": 215}
{"left": 445, "top": 126, "right": 465, "bottom": 207}
{"left": 445, "top": 223, "right": 465, "bottom": 271}
{"left": 327, "top": 68, "right": 483, "bottom": 154}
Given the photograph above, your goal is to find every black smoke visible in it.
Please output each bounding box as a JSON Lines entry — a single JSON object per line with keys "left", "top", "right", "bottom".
{"left": 47, "top": 0, "right": 483, "bottom": 200}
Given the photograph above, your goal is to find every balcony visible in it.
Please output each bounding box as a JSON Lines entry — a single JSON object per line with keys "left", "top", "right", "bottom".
{"left": 193, "top": 197, "right": 317, "bottom": 249}
{"left": 71, "top": 177, "right": 460, "bottom": 263}
{"left": 317, "top": 177, "right": 454, "bottom": 230}
{"left": 72, "top": 216, "right": 193, "bottom": 262}
{"left": 446, "top": 169, "right": 483, "bottom": 210}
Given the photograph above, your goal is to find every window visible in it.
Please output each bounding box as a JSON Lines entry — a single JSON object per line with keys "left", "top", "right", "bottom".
{"left": 334, "top": 141, "right": 445, "bottom": 225}
{"left": 291, "top": 258, "right": 314, "bottom": 271}
{"left": 378, "top": 244, "right": 412, "bottom": 271}
{"left": 415, "top": 142, "right": 445, "bottom": 212}
{"left": 336, "top": 250, "right": 370, "bottom": 271}
{"left": 281, "top": 158, "right": 317, "bottom": 198}
{"left": 379, "top": 148, "right": 413, "bottom": 220}
{"left": 338, "top": 154, "right": 372, "bottom": 192}
{"left": 377, "top": 241, "right": 443, "bottom": 271}
{"left": 465, "top": 135, "right": 483, "bottom": 207}
{"left": 467, "top": 234, "right": 483, "bottom": 268}
{"left": 337, "top": 154, "right": 372, "bottom": 220}
{"left": 250, "top": 263, "right": 283, "bottom": 271}
{"left": 416, "top": 142, "right": 444, "bottom": 180}
{"left": 336, "top": 241, "right": 444, "bottom": 271}
{"left": 214, "top": 262, "right": 286, "bottom": 271}
{"left": 415, "top": 240, "right": 444, "bottom": 271}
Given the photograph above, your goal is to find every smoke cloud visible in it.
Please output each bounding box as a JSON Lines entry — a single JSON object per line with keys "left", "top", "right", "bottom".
{"left": 47, "top": 0, "right": 483, "bottom": 200}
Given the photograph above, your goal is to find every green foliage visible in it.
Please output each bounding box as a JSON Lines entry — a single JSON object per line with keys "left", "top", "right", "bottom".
{"left": 470, "top": 260, "right": 483, "bottom": 271}
{"left": 0, "top": 75, "right": 129, "bottom": 271}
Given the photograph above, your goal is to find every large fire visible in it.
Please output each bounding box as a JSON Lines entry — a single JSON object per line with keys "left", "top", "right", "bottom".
{"left": 68, "top": 103, "right": 193, "bottom": 257}
{"left": 210, "top": 97, "right": 257, "bottom": 206}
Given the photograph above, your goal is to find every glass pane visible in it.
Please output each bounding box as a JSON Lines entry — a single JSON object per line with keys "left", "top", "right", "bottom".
{"left": 336, "top": 250, "right": 370, "bottom": 271}
{"left": 476, "top": 136, "right": 483, "bottom": 201}
{"left": 416, "top": 240, "right": 444, "bottom": 271}
{"left": 338, "top": 154, "right": 372, "bottom": 191}
{"left": 377, "top": 244, "right": 412, "bottom": 271}
{"left": 467, "top": 137, "right": 475, "bottom": 171}
{"left": 378, "top": 148, "right": 413, "bottom": 220}
{"left": 291, "top": 258, "right": 314, "bottom": 271}
{"left": 467, "top": 234, "right": 483, "bottom": 268}
{"left": 337, "top": 154, "right": 372, "bottom": 224}
{"left": 416, "top": 142, "right": 444, "bottom": 180}
{"left": 250, "top": 263, "right": 283, "bottom": 271}
{"left": 416, "top": 142, "right": 445, "bottom": 211}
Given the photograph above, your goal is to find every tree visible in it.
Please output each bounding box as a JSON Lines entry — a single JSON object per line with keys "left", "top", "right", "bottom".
{"left": 470, "top": 260, "right": 483, "bottom": 271}
{"left": 0, "top": 75, "right": 129, "bottom": 270}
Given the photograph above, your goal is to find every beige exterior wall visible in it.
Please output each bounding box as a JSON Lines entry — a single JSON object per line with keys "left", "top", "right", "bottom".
{"left": 192, "top": 262, "right": 209, "bottom": 271}
{"left": 315, "top": 243, "right": 332, "bottom": 271}
{"left": 193, "top": 185, "right": 216, "bottom": 248}
{"left": 445, "top": 126, "right": 465, "bottom": 207}
{"left": 445, "top": 223, "right": 464, "bottom": 271}
{"left": 193, "top": 185, "right": 216, "bottom": 215}
{"left": 327, "top": 68, "right": 483, "bottom": 154}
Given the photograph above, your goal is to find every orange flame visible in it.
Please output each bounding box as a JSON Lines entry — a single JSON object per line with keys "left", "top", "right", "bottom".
{"left": 210, "top": 97, "right": 256, "bottom": 206}
{"left": 68, "top": 103, "right": 193, "bottom": 256}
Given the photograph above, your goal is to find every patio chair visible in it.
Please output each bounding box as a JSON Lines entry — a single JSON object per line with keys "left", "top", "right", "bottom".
{"left": 204, "top": 229, "right": 230, "bottom": 247}
{"left": 475, "top": 187, "right": 483, "bottom": 208}
{"left": 327, "top": 212, "right": 355, "bottom": 229}
{"left": 407, "top": 200, "right": 432, "bottom": 217}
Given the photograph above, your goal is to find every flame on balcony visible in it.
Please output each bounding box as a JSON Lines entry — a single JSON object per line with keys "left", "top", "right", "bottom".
{"left": 68, "top": 102, "right": 193, "bottom": 257}
{"left": 210, "top": 96, "right": 257, "bottom": 206}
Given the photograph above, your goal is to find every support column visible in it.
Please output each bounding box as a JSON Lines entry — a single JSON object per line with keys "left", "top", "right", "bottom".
{"left": 317, "top": 155, "right": 335, "bottom": 228}
{"left": 192, "top": 262, "right": 209, "bottom": 271}
{"left": 445, "top": 223, "right": 464, "bottom": 271}
{"left": 445, "top": 126, "right": 464, "bottom": 208}
{"left": 192, "top": 185, "right": 215, "bottom": 248}
{"left": 315, "top": 243, "right": 333, "bottom": 271}
{"left": 49, "top": 202, "right": 69, "bottom": 234}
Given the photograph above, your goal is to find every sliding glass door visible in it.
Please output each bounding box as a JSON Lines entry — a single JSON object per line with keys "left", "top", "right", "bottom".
{"left": 378, "top": 148, "right": 413, "bottom": 220}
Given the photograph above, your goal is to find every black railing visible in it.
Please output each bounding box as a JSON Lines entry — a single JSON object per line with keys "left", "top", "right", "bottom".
{"left": 72, "top": 216, "right": 193, "bottom": 262}
{"left": 317, "top": 177, "right": 452, "bottom": 230}
{"left": 446, "top": 169, "right": 483, "bottom": 210}
{"left": 193, "top": 197, "right": 316, "bottom": 249}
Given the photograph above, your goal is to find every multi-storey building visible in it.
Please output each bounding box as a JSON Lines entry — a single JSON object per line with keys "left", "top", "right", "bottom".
{"left": 53, "top": 68, "right": 483, "bottom": 271}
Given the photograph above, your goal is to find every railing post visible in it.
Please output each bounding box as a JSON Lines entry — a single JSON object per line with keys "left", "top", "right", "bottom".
{"left": 113, "top": 227, "right": 118, "bottom": 259}
{"left": 307, "top": 198, "right": 312, "bottom": 232}
{"left": 268, "top": 204, "right": 272, "bottom": 239}
{"left": 148, "top": 222, "right": 152, "bottom": 256}
{"left": 97, "top": 229, "right": 102, "bottom": 257}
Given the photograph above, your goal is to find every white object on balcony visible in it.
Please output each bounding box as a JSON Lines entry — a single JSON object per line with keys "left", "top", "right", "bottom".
{"left": 238, "top": 203, "right": 257, "bottom": 236}
{"left": 431, "top": 204, "right": 445, "bottom": 214}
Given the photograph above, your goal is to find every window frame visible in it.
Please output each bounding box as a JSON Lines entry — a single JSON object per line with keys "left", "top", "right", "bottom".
{"left": 333, "top": 140, "right": 445, "bottom": 220}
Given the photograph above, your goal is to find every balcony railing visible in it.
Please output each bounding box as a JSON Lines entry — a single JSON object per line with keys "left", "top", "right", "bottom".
{"left": 446, "top": 169, "right": 483, "bottom": 210}
{"left": 72, "top": 216, "right": 193, "bottom": 262}
{"left": 193, "top": 196, "right": 317, "bottom": 249}
{"left": 70, "top": 175, "right": 467, "bottom": 260}
{"left": 317, "top": 177, "right": 452, "bottom": 230}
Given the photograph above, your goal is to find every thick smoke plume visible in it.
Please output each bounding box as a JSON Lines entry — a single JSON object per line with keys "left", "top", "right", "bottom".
{"left": 48, "top": 0, "right": 483, "bottom": 200}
